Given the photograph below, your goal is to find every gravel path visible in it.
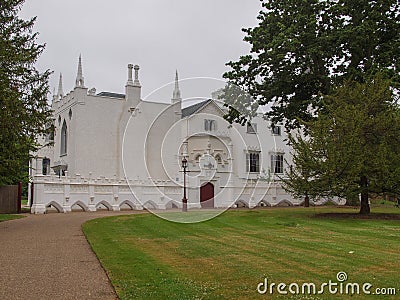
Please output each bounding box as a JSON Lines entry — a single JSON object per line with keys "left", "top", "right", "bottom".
{"left": 0, "top": 211, "right": 143, "bottom": 300}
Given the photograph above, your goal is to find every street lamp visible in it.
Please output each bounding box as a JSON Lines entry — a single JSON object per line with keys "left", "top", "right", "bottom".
{"left": 182, "top": 156, "right": 188, "bottom": 212}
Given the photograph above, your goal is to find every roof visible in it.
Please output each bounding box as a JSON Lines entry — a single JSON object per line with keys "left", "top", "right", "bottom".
{"left": 96, "top": 92, "right": 125, "bottom": 99}
{"left": 181, "top": 99, "right": 212, "bottom": 118}
{"left": 92, "top": 94, "right": 225, "bottom": 116}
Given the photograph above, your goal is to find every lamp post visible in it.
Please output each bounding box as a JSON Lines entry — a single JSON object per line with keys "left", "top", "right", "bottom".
{"left": 182, "top": 157, "right": 188, "bottom": 212}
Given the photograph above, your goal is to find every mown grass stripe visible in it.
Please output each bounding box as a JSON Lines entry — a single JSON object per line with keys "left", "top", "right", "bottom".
{"left": 83, "top": 207, "right": 400, "bottom": 300}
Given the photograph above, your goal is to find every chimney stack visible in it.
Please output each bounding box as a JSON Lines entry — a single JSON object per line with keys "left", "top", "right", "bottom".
{"left": 125, "top": 64, "right": 141, "bottom": 108}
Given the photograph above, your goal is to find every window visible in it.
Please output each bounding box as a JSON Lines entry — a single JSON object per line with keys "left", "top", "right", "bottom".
{"left": 60, "top": 120, "right": 67, "bottom": 155}
{"left": 69, "top": 108, "right": 72, "bottom": 120}
{"left": 55, "top": 169, "right": 65, "bottom": 177}
{"left": 246, "top": 152, "right": 260, "bottom": 173}
{"left": 42, "top": 158, "right": 50, "bottom": 175}
{"left": 271, "top": 154, "right": 284, "bottom": 174}
{"left": 215, "top": 154, "right": 222, "bottom": 164}
{"left": 204, "top": 119, "right": 216, "bottom": 131}
{"left": 272, "top": 126, "right": 281, "bottom": 135}
{"left": 247, "top": 123, "right": 257, "bottom": 134}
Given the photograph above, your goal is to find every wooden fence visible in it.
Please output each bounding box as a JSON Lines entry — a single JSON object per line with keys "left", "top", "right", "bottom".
{"left": 0, "top": 183, "right": 21, "bottom": 214}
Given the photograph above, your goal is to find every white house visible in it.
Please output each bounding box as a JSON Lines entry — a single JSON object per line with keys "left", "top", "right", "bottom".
{"left": 29, "top": 56, "right": 306, "bottom": 214}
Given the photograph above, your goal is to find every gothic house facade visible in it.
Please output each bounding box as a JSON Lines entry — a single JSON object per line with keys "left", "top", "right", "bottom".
{"left": 30, "top": 56, "right": 303, "bottom": 213}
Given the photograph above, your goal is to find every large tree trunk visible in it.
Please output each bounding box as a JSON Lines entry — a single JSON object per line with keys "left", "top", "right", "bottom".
{"left": 304, "top": 194, "right": 310, "bottom": 207}
{"left": 359, "top": 175, "right": 370, "bottom": 214}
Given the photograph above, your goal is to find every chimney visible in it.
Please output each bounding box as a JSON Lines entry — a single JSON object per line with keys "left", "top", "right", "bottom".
{"left": 125, "top": 64, "right": 141, "bottom": 108}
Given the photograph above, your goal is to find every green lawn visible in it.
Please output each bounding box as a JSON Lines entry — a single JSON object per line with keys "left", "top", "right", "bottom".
{"left": 0, "top": 214, "right": 23, "bottom": 222}
{"left": 83, "top": 207, "right": 400, "bottom": 299}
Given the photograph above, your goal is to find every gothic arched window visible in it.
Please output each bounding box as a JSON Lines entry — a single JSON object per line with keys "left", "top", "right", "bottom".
{"left": 61, "top": 120, "right": 67, "bottom": 155}
{"left": 42, "top": 158, "right": 50, "bottom": 175}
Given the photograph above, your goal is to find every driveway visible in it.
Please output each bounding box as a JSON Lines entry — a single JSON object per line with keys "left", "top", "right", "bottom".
{"left": 0, "top": 211, "right": 143, "bottom": 300}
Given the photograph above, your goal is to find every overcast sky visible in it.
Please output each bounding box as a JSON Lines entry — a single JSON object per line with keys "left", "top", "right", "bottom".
{"left": 20, "top": 0, "right": 261, "bottom": 102}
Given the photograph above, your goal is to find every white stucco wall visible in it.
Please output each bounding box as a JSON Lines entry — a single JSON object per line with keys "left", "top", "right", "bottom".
{"left": 30, "top": 62, "right": 323, "bottom": 213}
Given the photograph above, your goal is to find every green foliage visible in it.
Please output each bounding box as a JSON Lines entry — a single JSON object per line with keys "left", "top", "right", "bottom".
{"left": 283, "top": 75, "right": 400, "bottom": 213}
{"left": 0, "top": 0, "right": 52, "bottom": 185}
{"left": 223, "top": 0, "right": 400, "bottom": 129}
{"left": 218, "top": 83, "right": 259, "bottom": 126}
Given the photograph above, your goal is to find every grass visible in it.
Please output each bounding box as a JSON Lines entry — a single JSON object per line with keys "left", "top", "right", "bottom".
{"left": 20, "top": 206, "right": 31, "bottom": 213}
{"left": 0, "top": 214, "right": 24, "bottom": 222}
{"left": 83, "top": 207, "right": 400, "bottom": 299}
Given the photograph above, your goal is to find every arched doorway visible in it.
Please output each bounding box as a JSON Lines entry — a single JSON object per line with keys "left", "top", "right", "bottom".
{"left": 200, "top": 182, "right": 214, "bottom": 208}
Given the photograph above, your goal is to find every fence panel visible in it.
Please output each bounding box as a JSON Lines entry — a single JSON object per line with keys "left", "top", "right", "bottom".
{"left": 0, "top": 185, "right": 19, "bottom": 214}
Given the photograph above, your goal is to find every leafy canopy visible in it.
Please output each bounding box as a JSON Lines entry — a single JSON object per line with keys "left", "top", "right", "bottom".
{"left": 223, "top": 0, "right": 400, "bottom": 129}
{"left": 0, "top": 0, "right": 52, "bottom": 185}
{"left": 283, "top": 75, "right": 400, "bottom": 213}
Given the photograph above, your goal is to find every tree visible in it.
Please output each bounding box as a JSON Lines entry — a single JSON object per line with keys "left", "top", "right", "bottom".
{"left": 223, "top": 0, "right": 400, "bottom": 129}
{"left": 283, "top": 75, "right": 400, "bottom": 214}
{"left": 0, "top": 0, "right": 52, "bottom": 185}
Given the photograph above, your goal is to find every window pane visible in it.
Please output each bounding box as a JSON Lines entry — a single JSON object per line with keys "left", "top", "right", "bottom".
{"left": 42, "top": 158, "right": 50, "bottom": 175}
{"left": 247, "top": 152, "right": 260, "bottom": 173}
{"left": 247, "top": 123, "right": 257, "bottom": 134}
{"left": 272, "top": 126, "right": 281, "bottom": 135}
{"left": 271, "top": 154, "right": 283, "bottom": 173}
{"left": 61, "top": 120, "right": 67, "bottom": 155}
{"left": 204, "top": 119, "right": 216, "bottom": 131}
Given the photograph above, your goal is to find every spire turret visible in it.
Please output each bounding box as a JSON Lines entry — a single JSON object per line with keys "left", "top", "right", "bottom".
{"left": 171, "top": 70, "right": 182, "bottom": 103}
{"left": 57, "top": 73, "right": 64, "bottom": 99}
{"left": 75, "top": 54, "right": 85, "bottom": 88}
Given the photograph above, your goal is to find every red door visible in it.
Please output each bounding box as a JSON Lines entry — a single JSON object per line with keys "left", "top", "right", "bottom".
{"left": 200, "top": 182, "right": 214, "bottom": 208}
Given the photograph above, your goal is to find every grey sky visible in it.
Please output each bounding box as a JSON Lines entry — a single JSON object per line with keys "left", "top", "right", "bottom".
{"left": 20, "top": 0, "right": 261, "bottom": 102}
